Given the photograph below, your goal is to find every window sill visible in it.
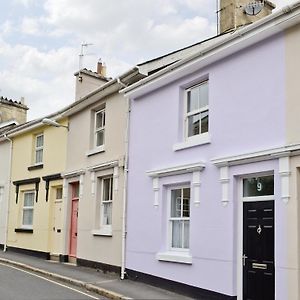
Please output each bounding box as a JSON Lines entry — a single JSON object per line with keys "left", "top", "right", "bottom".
{"left": 156, "top": 251, "right": 192, "bottom": 264}
{"left": 15, "top": 228, "right": 33, "bottom": 233}
{"left": 173, "top": 134, "right": 210, "bottom": 151}
{"left": 92, "top": 228, "right": 112, "bottom": 237}
{"left": 86, "top": 146, "right": 105, "bottom": 157}
{"left": 28, "top": 164, "right": 43, "bottom": 171}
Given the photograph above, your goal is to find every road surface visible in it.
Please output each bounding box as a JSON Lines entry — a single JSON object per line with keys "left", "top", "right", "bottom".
{"left": 0, "top": 262, "right": 107, "bottom": 300}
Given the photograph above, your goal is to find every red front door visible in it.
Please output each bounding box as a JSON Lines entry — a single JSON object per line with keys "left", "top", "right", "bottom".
{"left": 69, "top": 183, "right": 79, "bottom": 257}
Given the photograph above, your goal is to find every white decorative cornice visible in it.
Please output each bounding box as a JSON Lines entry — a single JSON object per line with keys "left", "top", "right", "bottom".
{"left": 61, "top": 169, "right": 85, "bottom": 179}
{"left": 147, "top": 162, "right": 205, "bottom": 207}
{"left": 211, "top": 143, "right": 300, "bottom": 167}
{"left": 87, "top": 160, "right": 119, "bottom": 172}
{"left": 147, "top": 162, "right": 205, "bottom": 178}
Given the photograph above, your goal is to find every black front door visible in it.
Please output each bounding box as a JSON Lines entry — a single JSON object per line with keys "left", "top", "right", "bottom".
{"left": 243, "top": 201, "right": 275, "bottom": 300}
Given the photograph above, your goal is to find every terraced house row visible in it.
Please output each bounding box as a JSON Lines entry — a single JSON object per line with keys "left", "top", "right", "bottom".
{"left": 1, "top": 1, "right": 300, "bottom": 299}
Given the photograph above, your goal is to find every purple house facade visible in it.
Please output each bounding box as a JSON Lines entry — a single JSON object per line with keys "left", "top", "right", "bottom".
{"left": 123, "top": 6, "right": 300, "bottom": 300}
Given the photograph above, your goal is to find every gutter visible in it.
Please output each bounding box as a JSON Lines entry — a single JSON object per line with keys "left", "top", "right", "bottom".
{"left": 3, "top": 134, "right": 12, "bottom": 252}
{"left": 121, "top": 1, "right": 300, "bottom": 97}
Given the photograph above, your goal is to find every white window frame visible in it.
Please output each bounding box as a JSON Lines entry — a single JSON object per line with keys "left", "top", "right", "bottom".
{"left": 94, "top": 109, "right": 105, "bottom": 149}
{"left": 22, "top": 191, "right": 35, "bottom": 229}
{"left": 99, "top": 176, "right": 113, "bottom": 234}
{"left": 168, "top": 185, "right": 191, "bottom": 252}
{"left": 35, "top": 134, "right": 44, "bottom": 165}
{"left": 184, "top": 81, "right": 209, "bottom": 140}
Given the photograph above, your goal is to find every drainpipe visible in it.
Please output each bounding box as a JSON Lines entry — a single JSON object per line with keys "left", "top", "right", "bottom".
{"left": 119, "top": 77, "right": 129, "bottom": 280}
{"left": 3, "top": 134, "right": 12, "bottom": 252}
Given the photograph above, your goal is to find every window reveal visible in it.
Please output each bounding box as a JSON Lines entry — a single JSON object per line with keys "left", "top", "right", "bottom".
{"left": 23, "top": 191, "right": 35, "bottom": 227}
{"left": 186, "top": 81, "right": 209, "bottom": 138}
{"left": 95, "top": 109, "right": 105, "bottom": 147}
{"left": 35, "top": 134, "right": 44, "bottom": 164}
{"left": 170, "top": 187, "right": 190, "bottom": 249}
{"left": 101, "top": 177, "right": 113, "bottom": 226}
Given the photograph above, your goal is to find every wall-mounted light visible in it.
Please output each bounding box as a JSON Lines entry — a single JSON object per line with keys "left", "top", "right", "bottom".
{"left": 42, "top": 118, "right": 69, "bottom": 130}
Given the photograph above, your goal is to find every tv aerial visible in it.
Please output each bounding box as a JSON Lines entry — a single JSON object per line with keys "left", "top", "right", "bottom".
{"left": 244, "top": 1, "right": 264, "bottom": 16}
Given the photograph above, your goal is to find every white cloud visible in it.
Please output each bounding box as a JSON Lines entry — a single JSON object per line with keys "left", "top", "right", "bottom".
{"left": 0, "top": 38, "right": 77, "bottom": 119}
{"left": 0, "top": 20, "right": 14, "bottom": 36}
{"left": 0, "top": 0, "right": 295, "bottom": 120}
{"left": 21, "top": 17, "right": 41, "bottom": 35}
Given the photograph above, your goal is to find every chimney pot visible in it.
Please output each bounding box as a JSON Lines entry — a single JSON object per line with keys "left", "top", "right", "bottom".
{"left": 97, "top": 59, "right": 107, "bottom": 77}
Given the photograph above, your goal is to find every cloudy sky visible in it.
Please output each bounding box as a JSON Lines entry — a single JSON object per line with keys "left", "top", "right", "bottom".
{"left": 0, "top": 0, "right": 295, "bottom": 120}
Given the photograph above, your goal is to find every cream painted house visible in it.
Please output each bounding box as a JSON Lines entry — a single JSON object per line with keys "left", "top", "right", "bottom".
{"left": 6, "top": 114, "right": 68, "bottom": 260}
{"left": 62, "top": 51, "right": 207, "bottom": 273}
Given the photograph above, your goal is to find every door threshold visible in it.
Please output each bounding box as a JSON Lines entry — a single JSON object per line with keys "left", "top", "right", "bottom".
{"left": 68, "top": 256, "right": 77, "bottom": 264}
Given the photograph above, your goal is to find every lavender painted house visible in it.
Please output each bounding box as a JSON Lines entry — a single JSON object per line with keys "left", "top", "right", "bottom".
{"left": 123, "top": 3, "right": 300, "bottom": 299}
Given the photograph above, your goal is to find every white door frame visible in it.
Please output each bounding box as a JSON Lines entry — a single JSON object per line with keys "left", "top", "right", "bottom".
{"left": 236, "top": 172, "right": 275, "bottom": 300}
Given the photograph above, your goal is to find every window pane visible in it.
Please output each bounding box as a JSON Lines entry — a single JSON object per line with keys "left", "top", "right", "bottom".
{"left": 188, "top": 114, "right": 200, "bottom": 137}
{"left": 23, "top": 209, "right": 33, "bottom": 225}
{"left": 96, "top": 130, "right": 104, "bottom": 147}
{"left": 243, "top": 175, "right": 274, "bottom": 197}
{"left": 171, "top": 220, "right": 182, "bottom": 248}
{"left": 200, "top": 110, "right": 209, "bottom": 133}
{"left": 35, "top": 149, "right": 43, "bottom": 164}
{"left": 96, "top": 111, "right": 105, "bottom": 129}
{"left": 103, "top": 178, "right": 112, "bottom": 201}
{"left": 103, "top": 202, "right": 112, "bottom": 225}
{"left": 187, "top": 89, "right": 199, "bottom": 112}
{"left": 183, "top": 221, "right": 190, "bottom": 248}
{"left": 171, "top": 189, "right": 181, "bottom": 217}
{"left": 72, "top": 184, "right": 79, "bottom": 198}
{"left": 56, "top": 187, "right": 63, "bottom": 200}
{"left": 198, "top": 82, "right": 208, "bottom": 108}
{"left": 24, "top": 193, "right": 34, "bottom": 206}
{"left": 36, "top": 135, "right": 44, "bottom": 147}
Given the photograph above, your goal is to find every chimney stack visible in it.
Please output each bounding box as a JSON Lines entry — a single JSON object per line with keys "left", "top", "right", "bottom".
{"left": 97, "top": 59, "right": 107, "bottom": 77}
{"left": 219, "top": 0, "right": 276, "bottom": 34}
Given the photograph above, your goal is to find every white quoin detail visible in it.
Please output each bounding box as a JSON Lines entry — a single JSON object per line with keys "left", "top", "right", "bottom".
{"left": 220, "top": 166, "right": 230, "bottom": 206}
{"left": 153, "top": 177, "right": 160, "bottom": 207}
{"left": 192, "top": 171, "right": 201, "bottom": 207}
{"left": 91, "top": 171, "right": 96, "bottom": 195}
{"left": 279, "top": 156, "right": 290, "bottom": 204}
{"left": 113, "top": 166, "right": 119, "bottom": 191}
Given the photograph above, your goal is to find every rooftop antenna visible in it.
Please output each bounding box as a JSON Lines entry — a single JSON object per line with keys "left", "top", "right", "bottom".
{"left": 78, "top": 42, "right": 93, "bottom": 81}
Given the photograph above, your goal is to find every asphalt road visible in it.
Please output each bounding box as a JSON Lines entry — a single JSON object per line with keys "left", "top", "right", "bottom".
{"left": 0, "top": 262, "right": 107, "bottom": 300}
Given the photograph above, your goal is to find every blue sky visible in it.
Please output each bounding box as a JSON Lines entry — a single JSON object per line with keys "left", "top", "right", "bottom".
{"left": 0, "top": 0, "right": 295, "bottom": 120}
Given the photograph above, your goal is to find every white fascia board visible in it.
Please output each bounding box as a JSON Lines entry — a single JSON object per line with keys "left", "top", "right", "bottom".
{"left": 63, "top": 80, "right": 119, "bottom": 117}
{"left": 211, "top": 143, "right": 300, "bottom": 167}
{"left": 7, "top": 122, "right": 45, "bottom": 138}
{"left": 147, "top": 162, "right": 205, "bottom": 178}
{"left": 123, "top": 5, "right": 300, "bottom": 99}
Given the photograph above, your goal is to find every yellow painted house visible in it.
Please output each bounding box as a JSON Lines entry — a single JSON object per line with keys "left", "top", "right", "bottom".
{"left": 6, "top": 114, "right": 68, "bottom": 260}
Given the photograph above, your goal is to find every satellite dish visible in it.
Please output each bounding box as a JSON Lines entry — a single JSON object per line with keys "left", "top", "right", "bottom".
{"left": 245, "top": 1, "right": 264, "bottom": 16}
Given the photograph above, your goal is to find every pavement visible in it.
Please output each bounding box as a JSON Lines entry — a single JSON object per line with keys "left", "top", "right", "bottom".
{"left": 0, "top": 250, "right": 194, "bottom": 300}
